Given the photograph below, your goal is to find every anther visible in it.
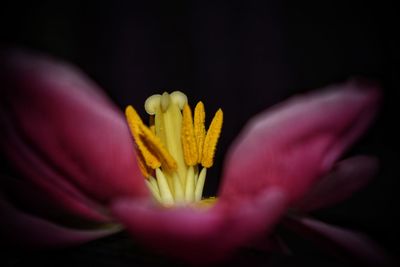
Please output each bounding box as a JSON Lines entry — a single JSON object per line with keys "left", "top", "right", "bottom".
{"left": 181, "top": 104, "right": 198, "bottom": 166}
{"left": 126, "top": 106, "right": 161, "bottom": 169}
{"left": 201, "top": 109, "right": 223, "bottom": 168}
{"left": 125, "top": 105, "right": 177, "bottom": 172}
{"left": 194, "top": 102, "right": 206, "bottom": 163}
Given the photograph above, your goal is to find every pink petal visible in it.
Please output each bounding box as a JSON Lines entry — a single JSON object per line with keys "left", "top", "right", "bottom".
{"left": 1, "top": 173, "right": 110, "bottom": 225}
{"left": 110, "top": 187, "right": 287, "bottom": 264}
{"left": 248, "top": 234, "right": 291, "bottom": 255}
{"left": 293, "top": 155, "right": 378, "bottom": 212}
{"left": 0, "top": 194, "right": 121, "bottom": 249}
{"left": 0, "top": 49, "right": 148, "bottom": 206}
{"left": 220, "top": 80, "right": 381, "bottom": 203}
{"left": 283, "top": 215, "right": 393, "bottom": 266}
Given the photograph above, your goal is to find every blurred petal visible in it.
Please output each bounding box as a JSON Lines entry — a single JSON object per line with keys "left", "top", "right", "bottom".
{"left": 220, "top": 80, "right": 381, "bottom": 202}
{"left": 293, "top": 155, "right": 378, "bottom": 212}
{"left": 111, "top": 187, "right": 287, "bottom": 264}
{"left": 0, "top": 195, "right": 121, "bottom": 249}
{"left": 0, "top": 49, "right": 148, "bottom": 207}
{"left": 283, "top": 215, "right": 394, "bottom": 266}
{"left": 1, "top": 173, "right": 110, "bottom": 225}
{"left": 249, "top": 234, "right": 291, "bottom": 255}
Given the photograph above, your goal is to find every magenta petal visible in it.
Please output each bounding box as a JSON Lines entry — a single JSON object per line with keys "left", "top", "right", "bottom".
{"left": 283, "top": 215, "right": 393, "bottom": 266}
{"left": 1, "top": 173, "right": 110, "bottom": 225}
{"left": 293, "top": 155, "right": 378, "bottom": 212}
{"left": 111, "top": 187, "right": 287, "bottom": 264}
{"left": 220, "top": 80, "right": 381, "bottom": 202}
{"left": 0, "top": 49, "right": 148, "bottom": 205}
{"left": 249, "top": 234, "right": 291, "bottom": 255}
{"left": 0, "top": 195, "right": 121, "bottom": 249}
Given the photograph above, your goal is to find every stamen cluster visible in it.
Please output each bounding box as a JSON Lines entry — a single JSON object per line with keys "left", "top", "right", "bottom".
{"left": 125, "top": 91, "right": 223, "bottom": 206}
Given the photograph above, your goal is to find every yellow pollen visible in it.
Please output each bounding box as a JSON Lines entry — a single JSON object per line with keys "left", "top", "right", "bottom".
{"left": 181, "top": 104, "right": 198, "bottom": 166}
{"left": 192, "top": 197, "right": 218, "bottom": 209}
{"left": 136, "top": 150, "right": 152, "bottom": 178}
{"left": 194, "top": 102, "right": 206, "bottom": 163}
{"left": 125, "top": 105, "right": 177, "bottom": 173}
{"left": 139, "top": 122, "right": 177, "bottom": 172}
{"left": 201, "top": 109, "right": 223, "bottom": 168}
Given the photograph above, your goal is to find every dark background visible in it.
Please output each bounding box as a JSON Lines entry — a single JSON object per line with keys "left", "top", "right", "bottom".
{"left": 1, "top": 0, "right": 397, "bottom": 266}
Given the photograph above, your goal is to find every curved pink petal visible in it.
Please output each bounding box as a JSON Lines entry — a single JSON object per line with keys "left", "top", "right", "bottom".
{"left": 248, "top": 234, "right": 291, "bottom": 255}
{"left": 293, "top": 155, "right": 378, "bottom": 212}
{"left": 220, "top": 80, "right": 381, "bottom": 203}
{"left": 283, "top": 215, "right": 394, "bottom": 266}
{"left": 0, "top": 49, "right": 148, "bottom": 208}
{"left": 0, "top": 194, "right": 121, "bottom": 249}
{"left": 1, "top": 173, "right": 110, "bottom": 225}
{"left": 110, "top": 187, "right": 287, "bottom": 264}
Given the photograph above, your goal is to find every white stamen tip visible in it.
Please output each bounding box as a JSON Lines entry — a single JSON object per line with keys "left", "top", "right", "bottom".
{"left": 170, "top": 91, "right": 188, "bottom": 110}
{"left": 144, "top": 94, "right": 161, "bottom": 115}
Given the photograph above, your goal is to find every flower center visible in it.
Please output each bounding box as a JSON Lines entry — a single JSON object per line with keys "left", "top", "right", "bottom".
{"left": 125, "top": 91, "right": 223, "bottom": 206}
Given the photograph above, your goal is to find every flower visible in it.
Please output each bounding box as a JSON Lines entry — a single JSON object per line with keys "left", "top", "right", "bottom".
{"left": 0, "top": 49, "right": 388, "bottom": 264}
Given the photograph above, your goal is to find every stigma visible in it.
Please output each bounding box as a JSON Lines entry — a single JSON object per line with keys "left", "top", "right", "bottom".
{"left": 125, "top": 91, "right": 223, "bottom": 206}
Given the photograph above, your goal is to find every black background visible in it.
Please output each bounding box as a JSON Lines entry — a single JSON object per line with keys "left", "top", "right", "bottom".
{"left": 1, "top": 1, "right": 397, "bottom": 266}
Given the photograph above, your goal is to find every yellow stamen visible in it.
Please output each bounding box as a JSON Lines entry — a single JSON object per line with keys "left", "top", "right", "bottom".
{"left": 172, "top": 173, "right": 184, "bottom": 203}
{"left": 181, "top": 104, "right": 198, "bottom": 166}
{"left": 185, "top": 166, "right": 195, "bottom": 202}
{"left": 138, "top": 121, "right": 177, "bottom": 172}
{"left": 145, "top": 178, "right": 161, "bottom": 203}
{"left": 201, "top": 109, "right": 223, "bottom": 168}
{"left": 194, "top": 168, "right": 207, "bottom": 201}
{"left": 125, "top": 106, "right": 177, "bottom": 172}
{"left": 136, "top": 149, "right": 152, "bottom": 178}
{"left": 194, "top": 102, "right": 206, "bottom": 163}
{"left": 149, "top": 176, "right": 159, "bottom": 190}
{"left": 126, "top": 106, "right": 161, "bottom": 169}
{"left": 155, "top": 168, "right": 174, "bottom": 205}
